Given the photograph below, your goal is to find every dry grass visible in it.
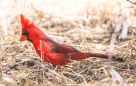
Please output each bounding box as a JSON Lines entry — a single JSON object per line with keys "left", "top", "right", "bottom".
{"left": 0, "top": 0, "right": 136, "bottom": 86}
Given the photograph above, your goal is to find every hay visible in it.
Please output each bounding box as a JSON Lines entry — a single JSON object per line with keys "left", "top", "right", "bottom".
{"left": 0, "top": 0, "right": 136, "bottom": 85}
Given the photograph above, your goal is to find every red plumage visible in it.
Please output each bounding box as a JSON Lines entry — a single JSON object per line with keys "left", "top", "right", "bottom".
{"left": 20, "top": 14, "right": 123, "bottom": 68}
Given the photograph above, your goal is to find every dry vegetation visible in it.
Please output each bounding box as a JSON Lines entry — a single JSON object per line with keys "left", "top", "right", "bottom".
{"left": 0, "top": 0, "right": 136, "bottom": 86}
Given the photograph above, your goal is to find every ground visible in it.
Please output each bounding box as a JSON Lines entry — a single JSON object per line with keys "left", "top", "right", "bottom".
{"left": 0, "top": 0, "right": 136, "bottom": 86}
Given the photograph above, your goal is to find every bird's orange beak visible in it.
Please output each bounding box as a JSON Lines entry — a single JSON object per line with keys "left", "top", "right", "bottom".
{"left": 20, "top": 35, "right": 27, "bottom": 42}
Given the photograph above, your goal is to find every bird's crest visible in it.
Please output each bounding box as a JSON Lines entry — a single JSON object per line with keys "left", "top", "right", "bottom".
{"left": 20, "top": 14, "right": 31, "bottom": 28}
{"left": 20, "top": 14, "right": 35, "bottom": 34}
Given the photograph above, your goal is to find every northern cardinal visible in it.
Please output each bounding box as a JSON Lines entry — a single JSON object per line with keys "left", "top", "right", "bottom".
{"left": 20, "top": 14, "right": 123, "bottom": 68}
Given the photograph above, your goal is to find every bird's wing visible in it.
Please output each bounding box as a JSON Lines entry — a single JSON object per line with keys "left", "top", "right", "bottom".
{"left": 43, "top": 38, "right": 79, "bottom": 53}
{"left": 52, "top": 43, "right": 79, "bottom": 53}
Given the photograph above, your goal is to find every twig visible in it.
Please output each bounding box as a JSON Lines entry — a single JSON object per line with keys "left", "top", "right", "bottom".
{"left": 127, "top": 0, "right": 136, "bottom": 5}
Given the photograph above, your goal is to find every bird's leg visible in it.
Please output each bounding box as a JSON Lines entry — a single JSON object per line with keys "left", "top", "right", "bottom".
{"left": 52, "top": 64, "right": 60, "bottom": 70}
{"left": 52, "top": 64, "right": 56, "bottom": 70}
{"left": 56, "top": 65, "right": 60, "bottom": 69}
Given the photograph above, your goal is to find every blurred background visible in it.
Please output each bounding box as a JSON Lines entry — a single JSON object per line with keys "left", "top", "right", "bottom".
{"left": 0, "top": 0, "right": 136, "bottom": 85}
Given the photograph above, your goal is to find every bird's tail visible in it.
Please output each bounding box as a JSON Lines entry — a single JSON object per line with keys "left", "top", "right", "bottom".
{"left": 69, "top": 52, "right": 123, "bottom": 62}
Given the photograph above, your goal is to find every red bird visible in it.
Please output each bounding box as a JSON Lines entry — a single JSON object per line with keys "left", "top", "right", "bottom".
{"left": 20, "top": 14, "right": 123, "bottom": 68}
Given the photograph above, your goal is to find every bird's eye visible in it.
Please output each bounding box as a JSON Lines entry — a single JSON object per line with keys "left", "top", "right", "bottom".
{"left": 23, "top": 30, "right": 29, "bottom": 36}
{"left": 22, "top": 30, "right": 32, "bottom": 42}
